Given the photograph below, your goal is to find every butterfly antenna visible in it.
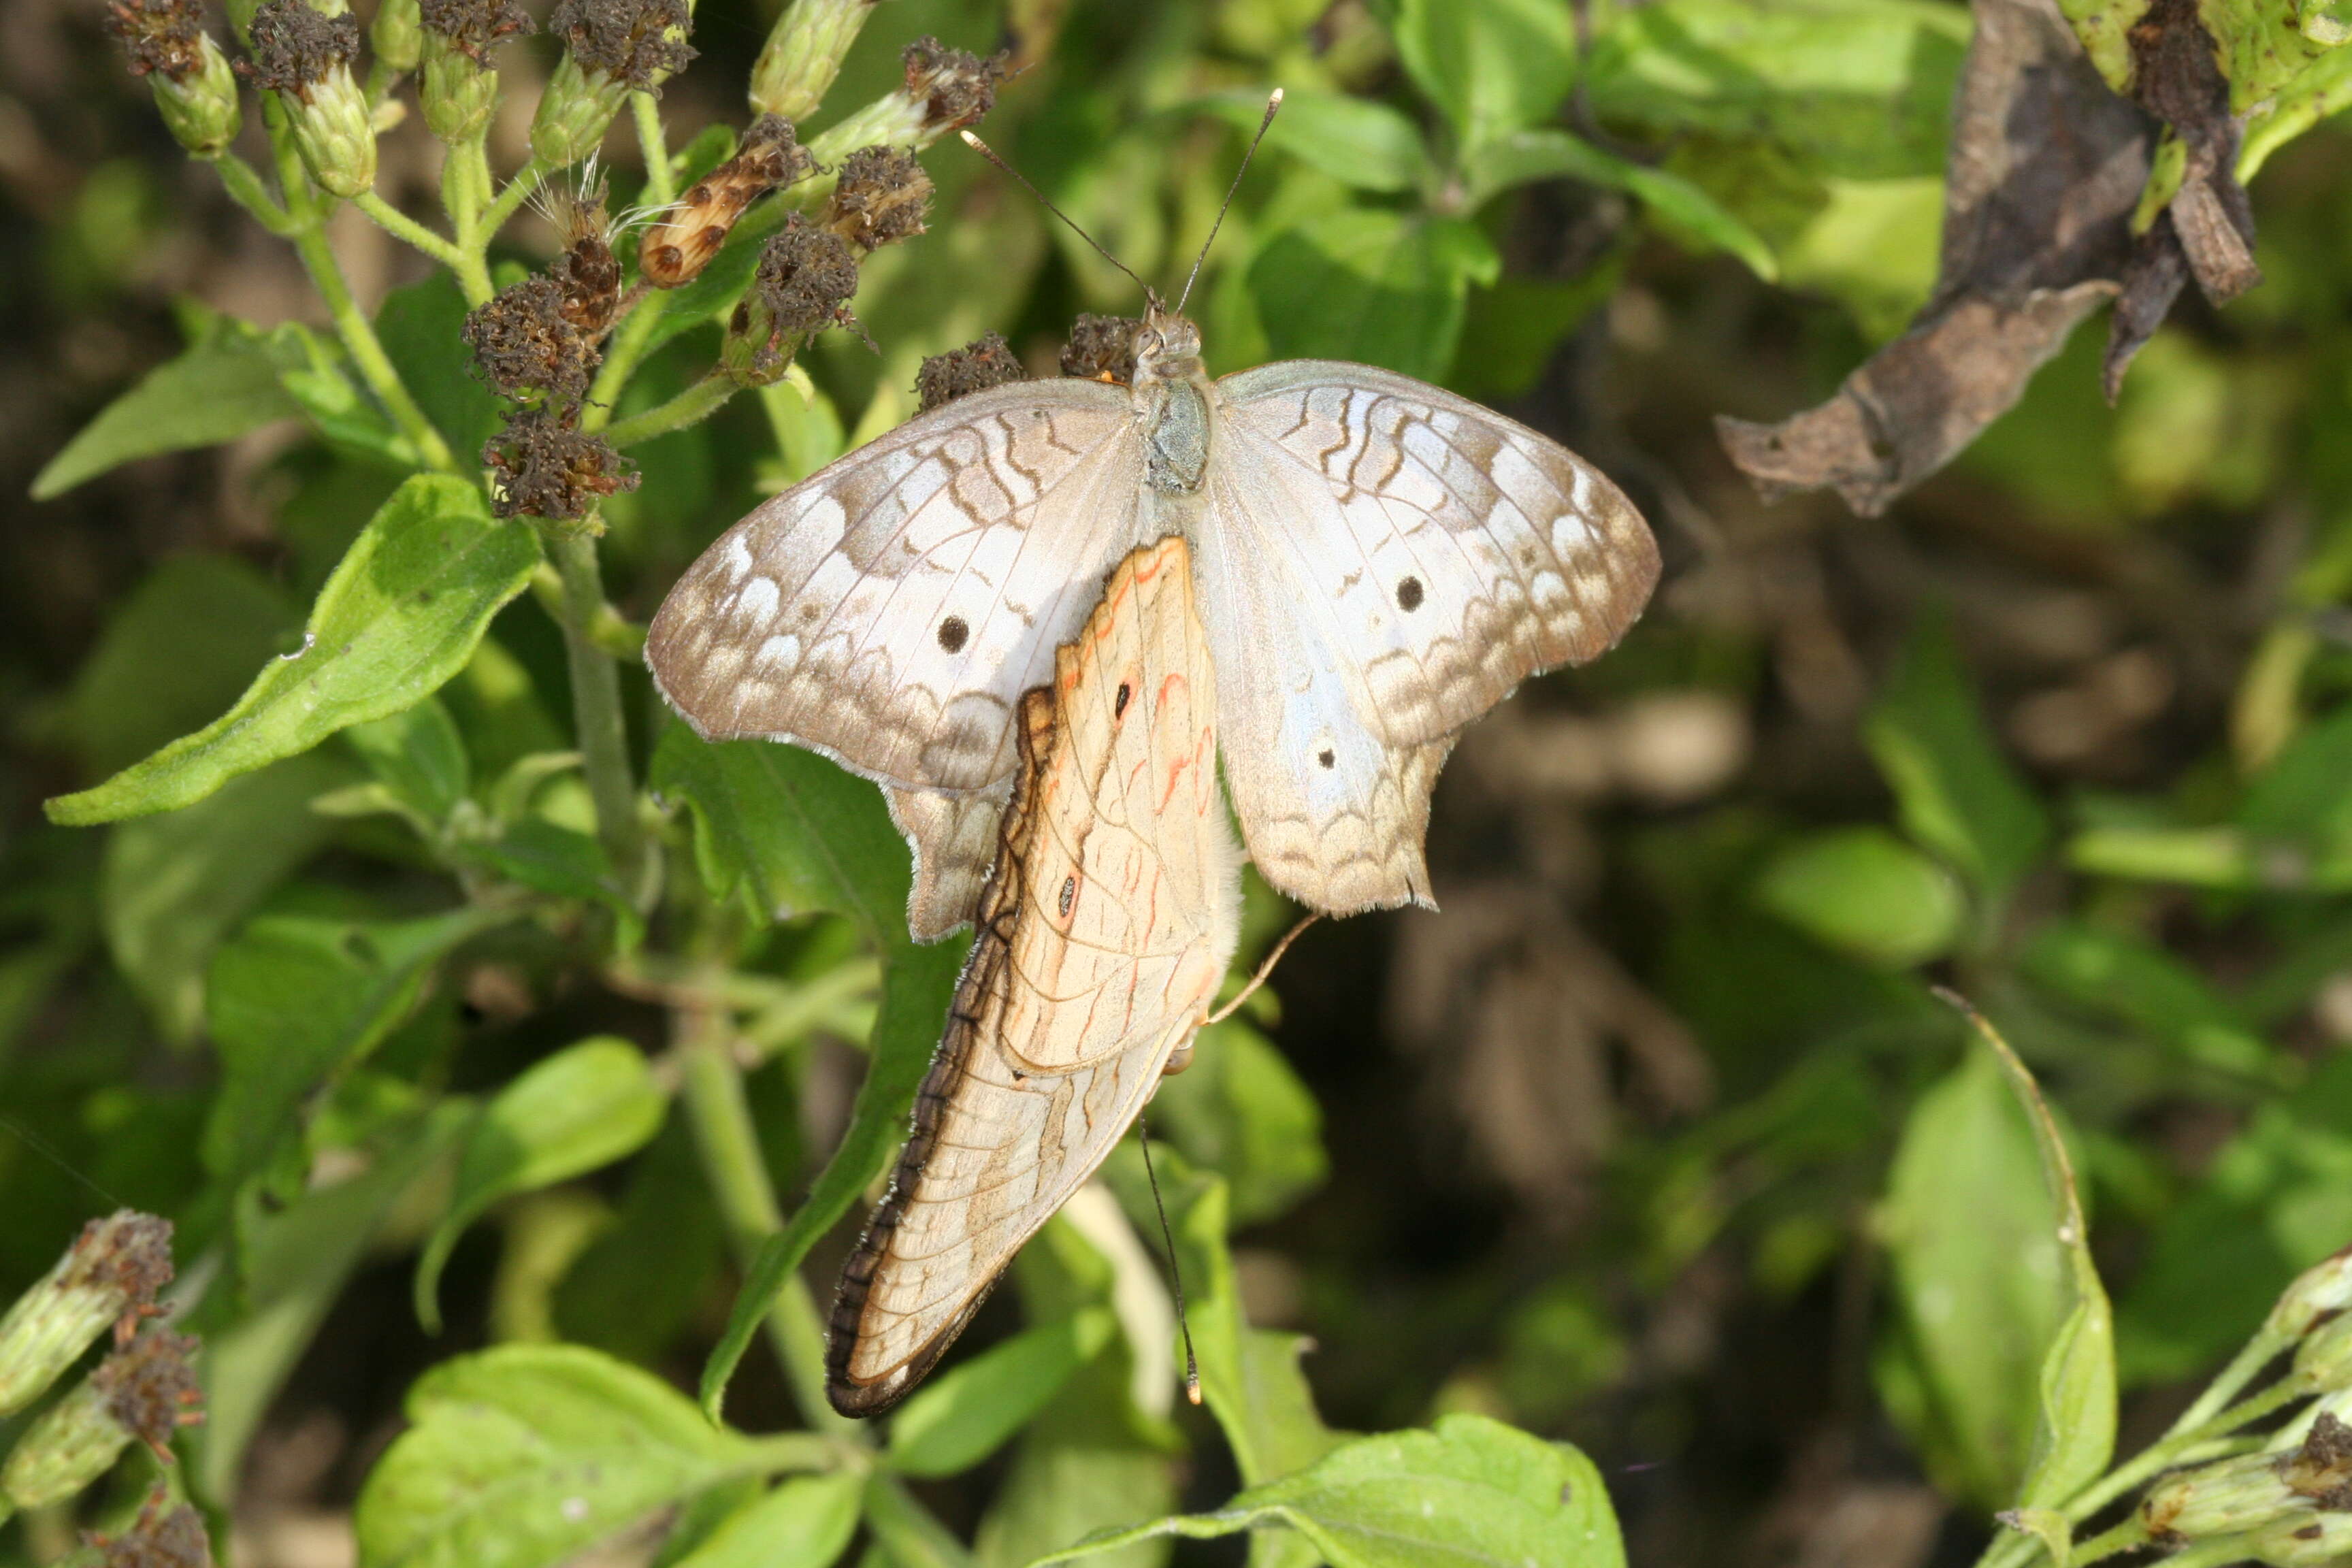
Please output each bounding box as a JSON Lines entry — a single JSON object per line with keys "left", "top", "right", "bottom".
{"left": 959, "top": 130, "right": 1152, "bottom": 301}
{"left": 1203, "top": 912, "right": 1318, "bottom": 1026}
{"left": 1175, "top": 87, "right": 1283, "bottom": 314}
{"left": 1136, "top": 1116, "right": 1202, "bottom": 1405}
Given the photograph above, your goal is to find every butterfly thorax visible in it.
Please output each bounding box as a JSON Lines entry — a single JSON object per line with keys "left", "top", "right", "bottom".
{"left": 1133, "top": 304, "right": 1210, "bottom": 496}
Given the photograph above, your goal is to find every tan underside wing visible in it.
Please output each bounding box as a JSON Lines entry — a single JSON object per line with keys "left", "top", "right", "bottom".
{"left": 827, "top": 536, "right": 1239, "bottom": 1417}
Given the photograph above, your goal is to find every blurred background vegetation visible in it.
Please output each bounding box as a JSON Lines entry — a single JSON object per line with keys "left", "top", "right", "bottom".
{"left": 8, "top": 0, "right": 2352, "bottom": 1565}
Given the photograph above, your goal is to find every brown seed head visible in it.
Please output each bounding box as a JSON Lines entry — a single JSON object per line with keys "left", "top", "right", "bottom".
{"left": 240, "top": 0, "right": 359, "bottom": 97}
{"left": 2281, "top": 1411, "right": 2352, "bottom": 1510}
{"left": 547, "top": 0, "right": 694, "bottom": 90}
{"left": 1060, "top": 314, "right": 1139, "bottom": 385}
{"left": 826, "top": 146, "right": 932, "bottom": 254}
{"left": 917, "top": 332, "right": 1027, "bottom": 413}
{"left": 416, "top": 0, "right": 532, "bottom": 61}
{"left": 639, "top": 115, "right": 815, "bottom": 288}
{"left": 93, "top": 1330, "right": 203, "bottom": 1458}
{"left": 900, "top": 35, "right": 1007, "bottom": 132}
{"left": 725, "top": 216, "right": 861, "bottom": 382}
{"left": 103, "top": 0, "right": 206, "bottom": 80}
{"left": 484, "top": 406, "right": 640, "bottom": 521}
{"left": 87, "top": 1486, "right": 213, "bottom": 1568}
{"left": 463, "top": 276, "right": 599, "bottom": 400}
{"left": 542, "top": 171, "right": 621, "bottom": 333}
{"left": 63, "top": 1213, "right": 175, "bottom": 1339}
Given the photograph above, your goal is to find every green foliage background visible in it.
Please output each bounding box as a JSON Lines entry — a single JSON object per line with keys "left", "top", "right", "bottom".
{"left": 7, "top": 0, "right": 2352, "bottom": 1565}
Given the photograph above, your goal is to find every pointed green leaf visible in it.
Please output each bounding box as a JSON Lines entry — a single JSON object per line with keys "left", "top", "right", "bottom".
{"left": 1462, "top": 127, "right": 1778, "bottom": 279}
{"left": 1390, "top": 0, "right": 1576, "bottom": 158}
{"left": 670, "top": 1473, "right": 864, "bottom": 1568}
{"left": 1754, "top": 826, "right": 1963, "bottom": 968}
{"left": 887, "top": 1309, "right": 1117, "bottom": 1479}
{"left": 47, "top": 476, "right": 540, "bottom": 826}
{"left": 1195, "top": 90, "right": 1432, "bottom": 193}
{"left": 32, "top": 316, "right": 305, "bottom": 499}
{"left": 1032, "top": 1414, "right": 1624, "bottom": 1568}
{"left": 416, "top": 1037, "right": 668, "bottom": 1332}
{"left": 1249, "top": 209, "right": 1499, "bottom": 383}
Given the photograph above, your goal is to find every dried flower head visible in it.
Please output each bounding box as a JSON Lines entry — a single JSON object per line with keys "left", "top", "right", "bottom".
{"left": 93, "top": 1330, "right": 204, "bottom": 1458}
{"left": 416, "top": 0, "right": 532, "bottom": 61}
{"left": 463, "top": 276, "right": 599, "bottom": 400}
{"left": 640, "top": 115, "right": 815, "bottom": 288}
{"left": 241, "top": 0, "right": 359, "bottom": 97}
{"left": 917, "top": 332, "right": 1027, "bottom": 412}
{"left": 88, "top": 1487, "right": 213, "bottom": 1568}
{"left": 2281, "top": 1411, "right": 2352, "bottom": 1509}
{"left": 484, "top": 407, "right": 639, "bottom": 521}
{"left": 723, "top": 216, "right": 860, "bottom": 382}
{"left": 1060, "top": 314, "right": 1139, "bottom": 385}
{"left": 547, "top": 0, "right": 694, "bottom": 90}
{"left": 826, "top": 146, "right": 932, "bottom": 254}
{"left": 103, "top": 0, "right": 205, "bottom": 80}
{"left": 901, "top": 35, "right": 1007, "bottom": 133}
{"left": 540, "top": 167, "right": 622, "bottom": 333}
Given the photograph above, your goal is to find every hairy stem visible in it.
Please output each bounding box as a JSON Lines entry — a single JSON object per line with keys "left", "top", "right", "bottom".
{"left": 632, "top": 90, "right": 678, "bottom": 208}
{"left": 478, "top": 154, "right": 554, "bottom": 242}
{"left": 353, "top": 190, "right": 469, "bottom": 271}
{"left": 208, "top": 152, "right": 297, "bottom": 235}
{"left": 583, "top": 289, "right": 670, "bottom": 433}
{"left": 674, "top": 1014, "right": 860, "bottom": 1439}
{"left": 545, "top": 529, "right": 644, "bottom": 890}
{"left": 604, "top": 372, "right": 739, "bottom": 446}
{"left": 440, "top": 136, "right": 496, "bottom": 304}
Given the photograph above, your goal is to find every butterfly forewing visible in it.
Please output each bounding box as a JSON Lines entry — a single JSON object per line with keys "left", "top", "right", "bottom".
{"left": 826, "top": 536, "right": 1239, "bottom": 1418}
{"left": 644, "top": 378, "right": 1146, "bottom": 796}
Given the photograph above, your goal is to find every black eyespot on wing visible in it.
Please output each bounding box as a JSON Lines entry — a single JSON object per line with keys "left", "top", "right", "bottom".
{"left": 1396, "top": 576, "right": 1424, "bottom": 612}
{"left": 1058, "top": 875, "right": 1077, "bottom": 917}
{"left": 1113, "top": 683, "right": 1131, "bottom": 719}
{"left": 937, "top": 615, "right": 968, "bottom": 653}
{"left": 1317, "top": 749, "right": 1335, "bottom": 769}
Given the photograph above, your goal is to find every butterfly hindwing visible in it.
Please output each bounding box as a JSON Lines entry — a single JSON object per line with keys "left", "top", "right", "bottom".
{"left": 826, "top": 537, "right": 1239, "bottom": 1418}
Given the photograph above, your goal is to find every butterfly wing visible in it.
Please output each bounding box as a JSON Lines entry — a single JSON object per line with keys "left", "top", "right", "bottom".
{"left": 827, "top": 537, "right": 1239, "bottom": 1417}
{"left": 646, "top": 379, "right": 1147, "bottom": 798}
{"left": 1199, "top": 361, "right": 1659, "bottom": 913}
{"left": 884, "top": 783, "right": 1009, "bottom": 944}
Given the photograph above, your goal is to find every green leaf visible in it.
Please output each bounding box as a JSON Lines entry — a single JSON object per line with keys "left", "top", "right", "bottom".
{"left": 377, "top": 272, "right": 506, "bottom": 464}
{"left": 1249, "top": 209, "right": 1499, "bottom": 383}
{"left": 1461, "top": 128, "right": 1778, "bottom": 280}
{"left": 345, "top": 696, "right": 471, "bottom": 826}
{"left": 101, "top": 751, "right": 350, "bottom": 1041}
{"left": 203, "top": 905, "right": 514, "bottom": 1186}
{"left": 1753, "top": 826, "right": 1963, "bottom": 968}
{"left": 671, "top": 1473, "right": 863, "bottom": 1568}
{"left": 1196, "top": 90, "right": 1431, "bottom": 194}
{"left": 198, "top": 1100, "right": 474, "bottom": 1503}
{"left": 416, "top": 1037, "right": 668, "bottom": 1332}
{"left": 32, "top": 315, "right": 305, "bottom": 498}
{"left": 1944, "top": 1004, "right": 2116, "bottom": 1514}
{"left": 64, "top": 554, "right": 299, "bottom": 778}
{"left": 887, "top": 1309, "right": 1117, "bottom": 1479}
{"left": 2019, "top": 921, "right": 2276, "bottom": 1081}
{"left": 700, "top": 935, "right": 968, "bottom": 1420}
{"left": 1390, "top": 0, "right": 1576, "bottom": 159}
{"left": 1864, "top": 612, "right": 2048, "bottom": 907}
{"left": 1034, "top": 1414, "right": 1624, "bottom": 1568}
{"left": 2240, "top": 704, "right": 2352, "bottom": 876}
{"left": 47, "top": 476, "right": 541, "bottom": 826}
{"left": 1877, "top": 1034, "right": 2079, "bottom": 1507}
{"left": 978, "top": 1442, "right": 1177, "bottom": 1568}
{"left": 355, "top": 1345, "right": 800, "bottom": 1568}
{"left": 651, "top": 724, "right": 909, "bottom": 930}
{"left": 1151, "top": 1019, "right": 1328, "bottom": 1225}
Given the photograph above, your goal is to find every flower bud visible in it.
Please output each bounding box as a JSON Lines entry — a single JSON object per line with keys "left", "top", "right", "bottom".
{"left": 0, "top": 1330, "right": 201, "bottom": 1512}
{"left": 2245, "top": 1510, "right": 2352, "bottom": 1567}
{"left": 154, "top": 34, "right": 243, "bottom": 156}
{"left": 105, "top": 0, "right": 243, "bottom": 156}
{"left": 749, "top": 0, "right": 874, "bottom": 122}
{"left": 416, "top": 0, "right": 529, "bottom": 141}
{"left": 242, "top": 0, "right": 375, "bottom": 197}
{"left": 0, "top": 1213, "right": 173, "bottom": 1418}
{"left": 2142, "top": 1452, "right": 2305, "bottom": 1542}
{"left": 531, "top": 0, "right": 693, "bottom": 166}
{"left": 2296, "top": 1306, "right": 2352, "bottom": 1394}
{"left": 639, "top": 114, "right": 813, "bottom": 287}
{"left": 916, "top": 331, "right": 1024, "bottom": 412}
{"left": 720, "top": 216, "right": 858, "bottom": 387}
{"left": 370, "top": 0, "right": 421, "bottom": 71}
{"left": 2272, "top": 1245, "right": 2352, "bottom": 1341}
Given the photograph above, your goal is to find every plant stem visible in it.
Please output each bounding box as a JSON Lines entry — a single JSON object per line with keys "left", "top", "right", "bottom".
{"left": 2068, "top": 1516, "right": 2150, "bottom": 1565}
{"left": 544, "top": 529, "right": 644, "bottom": 890}
{"left": 208, "top": 152, "right": 296, "bottom": 235}
{"left": 478, "top": 154, "right": 554, "bottom": 242}
{"left": 439, "top": 135, "right": 496, "bottom": 305}
{"left": 583, "top": 290, "right": 670, "bottom": 433}
{"left": 674, "top": 1015, "right": 860, "bottom": 1439}
{"left": 354, "top": 190, "right": 469, "bottom": 270}
{"left": 604, "top": 372, "right": 739, "bottom": 446}
{"left": 863, "top": 1473, "right": 978, "bottom": 1568}
{"left": 632, "top": 90, "right": 677, "bottom": 208}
